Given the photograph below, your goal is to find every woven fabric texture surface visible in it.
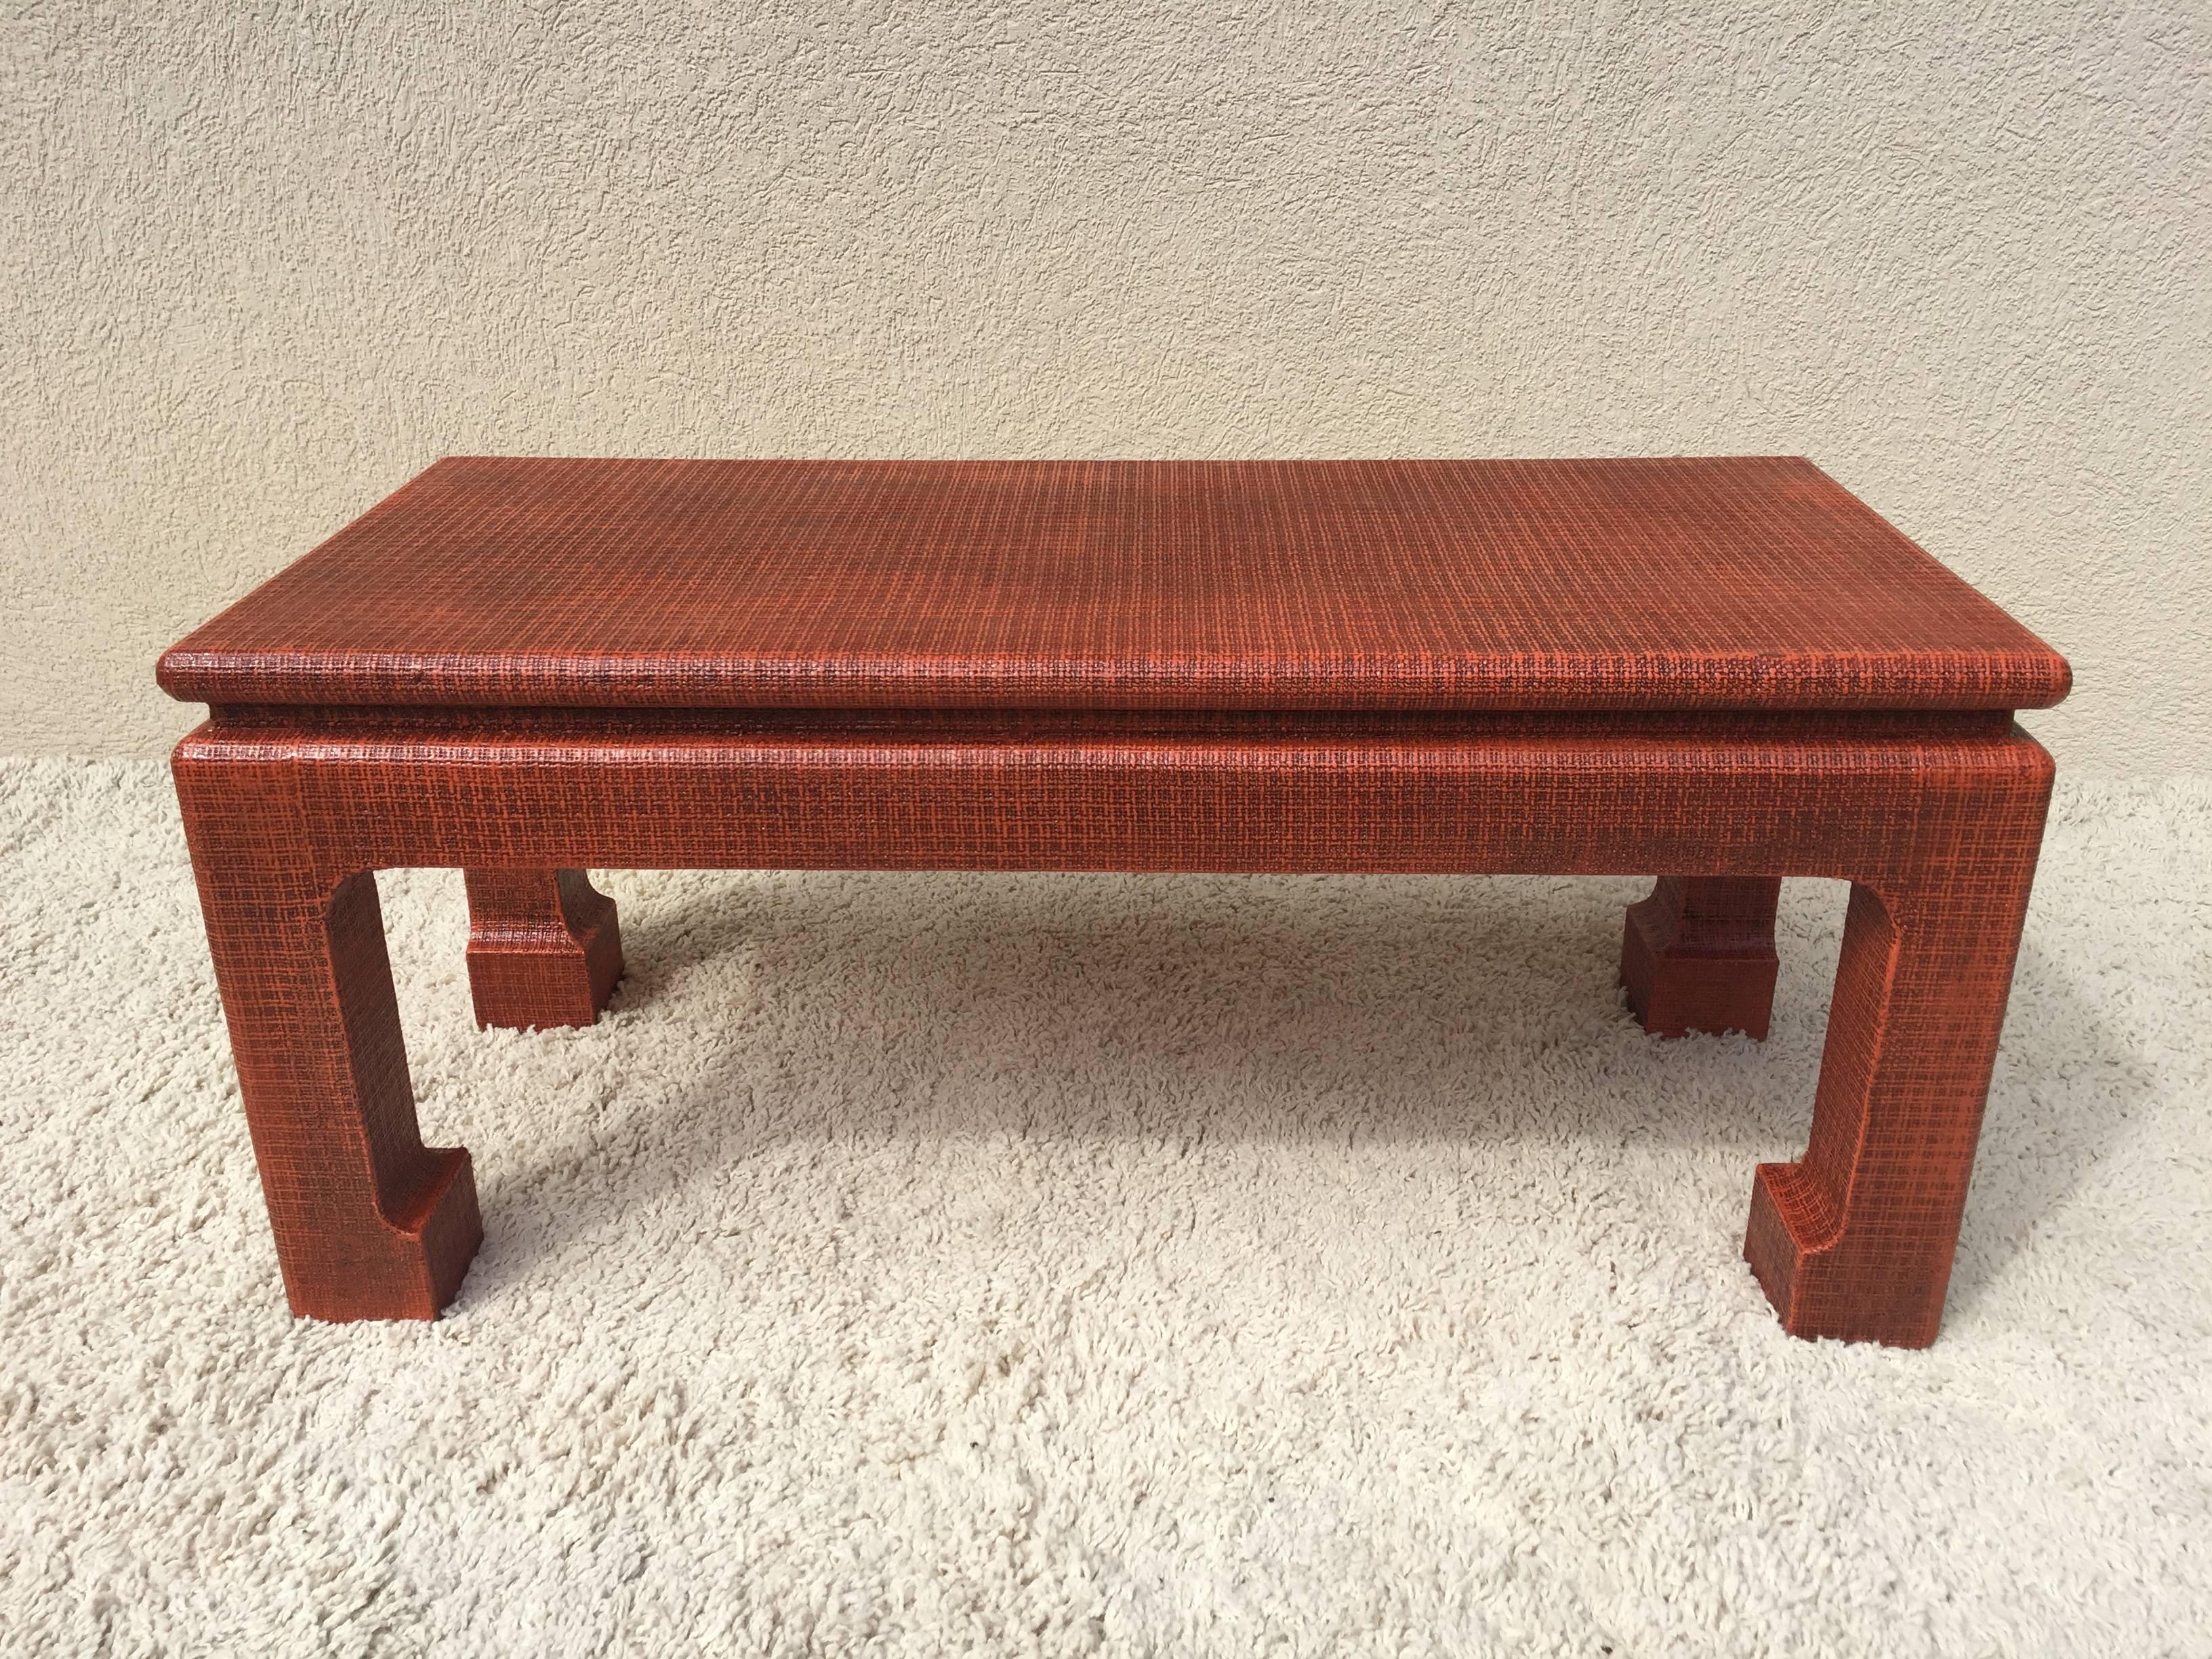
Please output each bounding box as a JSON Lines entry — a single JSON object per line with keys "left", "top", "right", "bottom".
{"left": 154, "top": 455, "right": 2072, "bottom": 1343}
{"left": 156, "top": 457, "right": 2070, "bottom": 714}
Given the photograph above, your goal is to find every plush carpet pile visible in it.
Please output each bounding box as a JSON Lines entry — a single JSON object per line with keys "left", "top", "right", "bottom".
{"left": 1, "top": 760, "right": 2206, "bottom": 1656}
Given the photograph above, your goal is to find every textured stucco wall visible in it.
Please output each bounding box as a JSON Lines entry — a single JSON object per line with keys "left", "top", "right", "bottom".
{"left": 5, "top": 1, "right": 2206, "bottom": 770}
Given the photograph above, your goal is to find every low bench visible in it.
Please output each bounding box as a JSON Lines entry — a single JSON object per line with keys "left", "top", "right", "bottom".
{"left": 158, "top": 456, "right": 2069, "bottom": 1347}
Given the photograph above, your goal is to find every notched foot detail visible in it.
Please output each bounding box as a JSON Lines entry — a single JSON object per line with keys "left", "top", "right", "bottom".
{"left": 289, "top": 1147, "right": 485, "bottom": 1323}
{"left": 465, "top": 869, "right": 623, "bottom": 1030}
{"left": 1621, "top": 875, "right": 1782, "bottom": 1040}
{"left": 1745, "top": 1161, "right": 1945, "bottom": 1348}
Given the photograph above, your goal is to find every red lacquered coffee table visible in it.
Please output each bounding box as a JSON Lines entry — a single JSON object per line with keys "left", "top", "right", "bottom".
{"left": 158, "top": 457, "right": 2069, "bottom": 1346}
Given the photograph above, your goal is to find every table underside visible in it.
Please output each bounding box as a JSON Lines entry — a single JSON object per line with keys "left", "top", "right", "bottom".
{"left": 171, "top": 705, "right": 2055, "bottom": 1347}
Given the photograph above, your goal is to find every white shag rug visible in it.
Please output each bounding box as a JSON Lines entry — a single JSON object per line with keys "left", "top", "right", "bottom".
{"left": 1, "top": 758, "right": 2207, "bottom": 1657}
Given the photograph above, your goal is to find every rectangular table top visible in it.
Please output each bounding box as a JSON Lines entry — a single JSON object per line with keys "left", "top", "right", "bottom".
{"left": 158, "top": 456, "right": 2068, "bottom": 716}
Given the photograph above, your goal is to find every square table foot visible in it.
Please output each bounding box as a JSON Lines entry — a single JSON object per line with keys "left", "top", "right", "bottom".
{"left": 464, "top": 869, "right": 623, "bottom": 1030}
{"left": 1621, "top": 876, "right": 1782, "bottom": 1040}
{"left": 287, "top": 1146, "right": 484, "bottom": 1322}
{"left": 1744, "top": 1162, "right": 1950, "bottom": 1347}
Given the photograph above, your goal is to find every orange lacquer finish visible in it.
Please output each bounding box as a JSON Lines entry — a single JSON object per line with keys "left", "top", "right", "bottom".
{"left": 161, "top": 457, "right": 2067, "bottom": 1345}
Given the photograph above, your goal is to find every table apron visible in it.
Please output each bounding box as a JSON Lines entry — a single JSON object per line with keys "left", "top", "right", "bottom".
{"left": 173, "top": 722, "right": 2055, "bottom": 896}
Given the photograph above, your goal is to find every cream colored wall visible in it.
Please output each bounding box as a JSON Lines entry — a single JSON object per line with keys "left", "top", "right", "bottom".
{"left": 4, "top": 2, "right": 2205, "bottom": 771}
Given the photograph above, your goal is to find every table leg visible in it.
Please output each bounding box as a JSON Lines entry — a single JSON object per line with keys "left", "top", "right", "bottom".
{"left": 464, "top": 869, "right": 623, "bottom": 1030}
{"left": 176, "top": 764, "right": 480, "bottom": 1319}
{"left": 1621, "top": 875, "right": 1782, "bottom": 1039}
{"left": 1746, "top": 865, "right": 2040, "bottom": 1347}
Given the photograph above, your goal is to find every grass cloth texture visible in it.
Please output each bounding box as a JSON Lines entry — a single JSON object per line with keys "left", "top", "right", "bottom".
{"left": 2, "top": 758, "right": 2207, "bottom": 1657}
